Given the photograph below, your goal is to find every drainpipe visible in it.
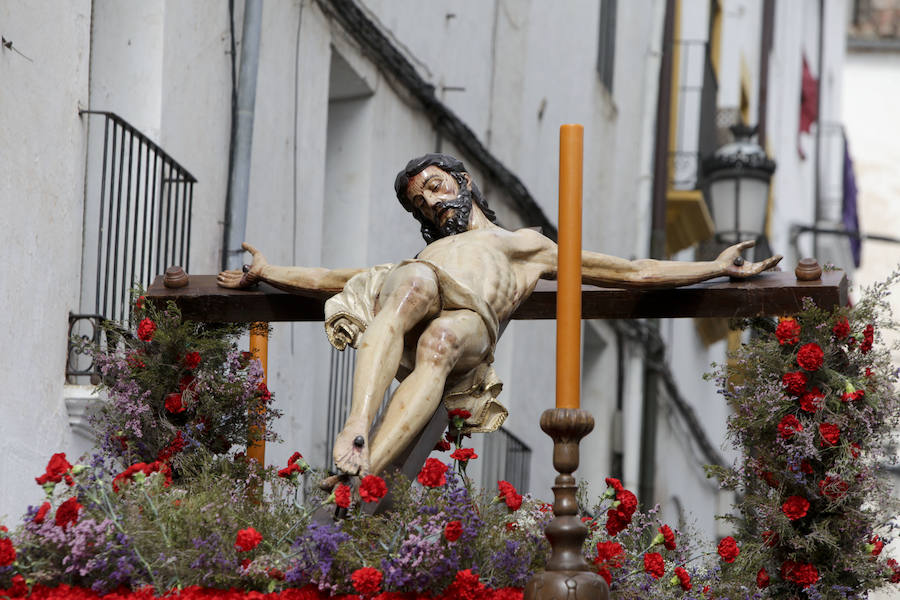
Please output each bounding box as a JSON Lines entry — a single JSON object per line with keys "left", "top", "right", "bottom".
{"left": 813, "top": 0, "right": 825, "bottom": 259}
{"left": 757, "top": 0, "right": 775, "bottom": 150}
{"left": 223, "top": 0, "right": 263, "bottom": 270}
{"left": 639, "top": 0, "right": 676, "bottom": 510}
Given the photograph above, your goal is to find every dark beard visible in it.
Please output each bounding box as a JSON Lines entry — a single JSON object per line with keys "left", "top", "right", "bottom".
{"left": 435, "top": 188, "right": 473, "bottom": 238}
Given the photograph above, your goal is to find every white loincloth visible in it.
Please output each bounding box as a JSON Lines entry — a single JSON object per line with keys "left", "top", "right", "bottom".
{"left": 323, "top": 259, "right": 507, "bottom": 434}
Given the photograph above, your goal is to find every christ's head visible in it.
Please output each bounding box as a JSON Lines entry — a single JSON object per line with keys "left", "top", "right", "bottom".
{"left": 394, "top": 153, "right": 497, "bottom": 243}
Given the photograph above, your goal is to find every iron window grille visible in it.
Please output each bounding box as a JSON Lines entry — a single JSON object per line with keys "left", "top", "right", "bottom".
{"left": 482, "top": 427, "right": 532, "bottom": 493}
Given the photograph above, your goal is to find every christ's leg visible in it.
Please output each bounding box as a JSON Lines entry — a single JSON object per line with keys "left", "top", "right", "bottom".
{"left": 332, "top": 263, "right": 441, "bottom": 475}
{"left": 367, "top": 309, "right": 491, "bottom": 476}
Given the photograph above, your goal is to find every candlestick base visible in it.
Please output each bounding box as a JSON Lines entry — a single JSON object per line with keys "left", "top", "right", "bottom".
{"left": 524, "top": 408, "right": 608, "bottom": 600}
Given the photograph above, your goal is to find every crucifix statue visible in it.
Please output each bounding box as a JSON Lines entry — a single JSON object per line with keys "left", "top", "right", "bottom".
{"left": 217, "top": 153, "right": 781, "bottom": 484}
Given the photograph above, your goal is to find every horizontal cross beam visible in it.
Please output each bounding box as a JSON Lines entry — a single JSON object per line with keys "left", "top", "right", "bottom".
{"left": 146, "top": 271, "right": 847, "bottom": 322}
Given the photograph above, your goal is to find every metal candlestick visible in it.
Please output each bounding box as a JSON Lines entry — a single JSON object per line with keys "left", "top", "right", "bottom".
{"left": 524, "top": 408, "right": 608, "bottom": 600}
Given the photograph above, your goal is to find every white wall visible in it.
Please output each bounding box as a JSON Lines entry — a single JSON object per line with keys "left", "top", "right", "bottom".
{"left": 0, "top": 1, "right": 92, "bottom": 523}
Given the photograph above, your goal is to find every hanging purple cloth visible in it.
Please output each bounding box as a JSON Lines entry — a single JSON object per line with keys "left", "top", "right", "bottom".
{"left": 842, "top": 133, "right": 861, "bottom": 267}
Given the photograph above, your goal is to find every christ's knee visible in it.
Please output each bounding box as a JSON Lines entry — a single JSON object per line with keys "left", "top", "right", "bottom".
{"left": 415, "top": 323, "right": 462, "bottom": 373}
{"left": 379, "top": 264, "right": 440, "bottom": 322}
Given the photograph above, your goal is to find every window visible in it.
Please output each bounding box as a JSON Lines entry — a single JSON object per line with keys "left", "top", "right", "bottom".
{"left": 597, "top": 0, "right": 617, "bottom": 92}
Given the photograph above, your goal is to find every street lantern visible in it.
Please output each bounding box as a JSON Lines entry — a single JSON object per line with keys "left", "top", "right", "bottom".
{"left": 702, "top": 124, "right": 776, "bottom": 244}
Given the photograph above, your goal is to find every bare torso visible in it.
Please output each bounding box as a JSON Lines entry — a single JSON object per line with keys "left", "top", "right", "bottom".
{"left": 415, "top": 227, "right": 549, "bottom": 323}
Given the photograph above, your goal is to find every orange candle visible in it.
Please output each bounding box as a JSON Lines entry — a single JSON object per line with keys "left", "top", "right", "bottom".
{"left": 556, "top": 124, "right": 583, "bottom": 410}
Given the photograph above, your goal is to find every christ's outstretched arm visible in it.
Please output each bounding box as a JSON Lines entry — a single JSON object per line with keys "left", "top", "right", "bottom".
{"left": 528, "top": 234, "right": 781, "bottom": 289}
{"left": 216, "top": 243, "right": 365, "bottom": 297}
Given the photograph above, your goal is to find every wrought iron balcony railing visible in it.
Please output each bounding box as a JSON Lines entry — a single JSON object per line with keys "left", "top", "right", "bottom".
{"left": 67, "top": 111, "right": 196, "bottom": 380}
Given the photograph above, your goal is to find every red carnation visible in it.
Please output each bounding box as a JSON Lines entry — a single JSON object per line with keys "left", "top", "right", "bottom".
{"left": 359, "top": 474, "right": 388, "bottom": 503}
{"left": 277, "top": 451, "right": 309, "bottom": 480}
{"left": 800, "top": 460, "right": 814, "bottom": 474}
{"left": 7, "top": 574, "right": 27, "bottom": 598}
{"left": 258, "top": 382, "right": 272, "bottom": 402}
{"left": 597, "top": 567, "right": 612, "bottom": 586}
{"left": 605, "top": 508, "right": 631, "bottom": 537}
{"left": 674, "top": 566, "right": 692, "bottom": 591}
{"left": 776, "top": 318, "right": 801, "bottom": 345}
{"left": 799, "top": 387, "right": 825, "bottom": 413}
{"left": 0, "top": 537, "right": 15, "bottom": 567}
{"left": 782, "top": 495, "right": 810, "bottom": 520}
{"left": 234, "top": 527, "right": 263, "bottom": 552}
{"left": 164, "top": 393, "right": 185, "bottom": 414}
{"left": 417, "top": 458, "right": 449, "bottom": 488}
{"left": 644, "top": 552, "right": 665, "bottom": 578}
{"left": 183, "top": 351, "right": 201, "bottom": 370}
{"left": 778, "top": 414, "right": 803, "bottom": 438}
{"left": 818, "top": 475, "right": 849, "bottom": 500}
{"left": 842, "top": 389, "right": 865, "bottom": 402}
{"left": 497, "top": 480, "right": 523, "bottom": 511}
{"left": 112, "top": 461, "right": 172, "bottom": 492}
{"left": 756, "top": 567, "right": 770, "bottom": 588}
{"left": 351, "top": 566, "right": 383, "bottom": 596}
{"left": 797, "top": 342, "right": 824, "bottom": 371}
{"left": 659, "top": 524, "right": 677, "bottom": 550}
{"left": 443, "top": 569, "right": 484, "bottom": 599}
{"left": 860, "top": 323, "right": 874, "bottom": 354}
{"left": 781, "top": 560, "right": 819, "bottom": 588}
{"left": 33, "top": 501, "right": 51, "bottom": 525}
{"left": 762, "top": 530, "right": 779, "bottom": 547}
{"left": 137, "top": 317, "right": 157, "bottom": 341}
{"left": 135, "top": 295, "right": 145, "bottom": 310}
{"left": 616, "top": 488, "right": 638, "bottom": 519}
{"left": 447, "top": 408, "right": 471, "bottom": 420}
{"left": 55, "top": 496, "right": 82, "bottom": 529}
{"left": 157, "top": 431, "right": 188, "bottom": 462}
{"left": 717, "top": 536, "right": 740, "bottom": 563}
{"left": 434, "top": 438, "right": 451, "bottom": 452}
{"left": 444, "top": 520, "right": 463, "bottom": 542}
{"left": 35, "top": 452, "right": 74, "bottom": 487}
{"left": 833, "top": 317, "right": 850, "bottom": 339}
{"left": 595, "top": 541, "right": 624, "bottom": 568}
{"left": 782, "top": 371, "right": 808, "bottom": 396}
{"left": 889, "top": 558, "right": 900, "bottom": 583}
{"left": 334, "top": 484, "right": 352, "bottom": 508}
{"left": 819, "top": 422, "right": 840, "bottom": 447}
{"left": 851, "top": 442, "right": 862, "bottom": 458}
{"left": 870, "top": 536, "right": 885, "bottom": 557}
{"left": 450, "top": 447, "right": 478, "bottom": 462}
{"left": 605, "top": 477, "right": 624, "bottom": 494}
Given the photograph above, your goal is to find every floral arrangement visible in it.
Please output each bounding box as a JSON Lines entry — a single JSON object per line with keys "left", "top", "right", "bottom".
{"left": 3, "top": 284, "right": 900, "bottom": 599}
{"left": 89, "top": 295, "right": 281, "bottom": 468}
{"left": 706, "top": 276, "right": 900, "bottom": 597}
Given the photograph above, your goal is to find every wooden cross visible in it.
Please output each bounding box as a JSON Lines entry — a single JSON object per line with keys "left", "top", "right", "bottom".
{"left": 147, "top": 268, "right": 846, "bottom": 493}
{"left": 149, "top": 270, "right": 846, "bottom": 323}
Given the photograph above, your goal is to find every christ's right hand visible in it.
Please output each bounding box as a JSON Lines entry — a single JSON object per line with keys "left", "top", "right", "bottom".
{"left": 216, "top": 242, "right": 270, "bottom": 289}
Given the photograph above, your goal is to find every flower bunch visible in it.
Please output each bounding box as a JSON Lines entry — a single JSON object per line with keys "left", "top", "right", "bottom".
{"left": 708, "top": 277, "right": 900, "bottom": 597}
{"left": 91, "top": 294, "right": 281, "bottom": 467}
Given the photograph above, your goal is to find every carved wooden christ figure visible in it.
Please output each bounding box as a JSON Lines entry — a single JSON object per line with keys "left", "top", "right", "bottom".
{"left": 217, "top": 153, "right": 781, "bottom": 481}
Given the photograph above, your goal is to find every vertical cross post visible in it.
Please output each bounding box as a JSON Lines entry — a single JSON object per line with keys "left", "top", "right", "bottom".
{"left": 248, "top": 321, "right": 268, "bottom": 465}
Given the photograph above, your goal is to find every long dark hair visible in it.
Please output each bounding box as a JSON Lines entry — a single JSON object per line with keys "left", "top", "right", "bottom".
{"left": 394, "top": 153, "right": 497, "bottom": 243}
